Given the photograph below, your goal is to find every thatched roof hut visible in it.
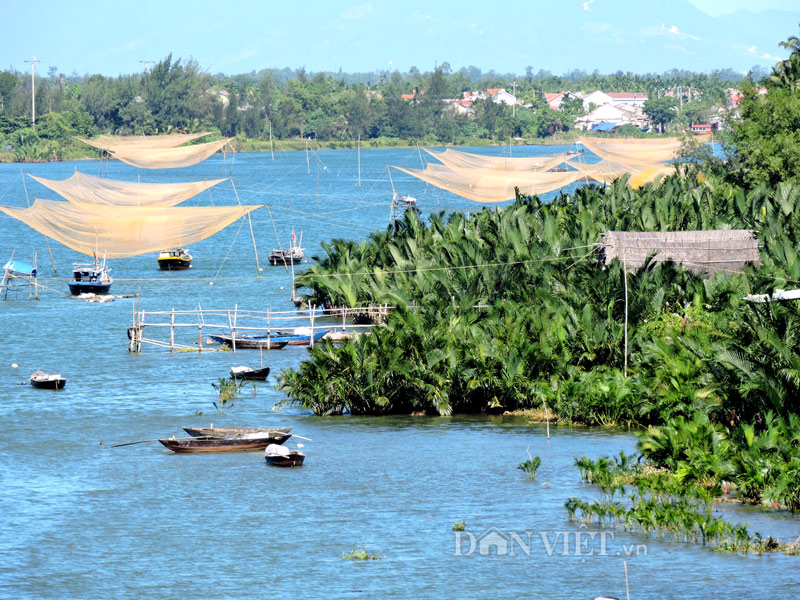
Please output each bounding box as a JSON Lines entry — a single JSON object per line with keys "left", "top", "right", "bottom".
{"left": 597, "top": 230, "right": 761, "bottom": 274}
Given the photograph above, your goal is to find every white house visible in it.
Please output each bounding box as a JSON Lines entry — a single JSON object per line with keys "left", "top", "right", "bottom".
{"left": 582, "top": 90, "right": 647, "bottom": 111}
{"left": 574, "top": 103, "right": 650, "bottom": 131}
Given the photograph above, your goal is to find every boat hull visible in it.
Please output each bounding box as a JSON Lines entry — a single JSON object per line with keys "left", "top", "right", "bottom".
{"left": 208, "top": 335, "right": 289, "bottom": 350}
{"left": 158, "top": 258, "right": 192, "bottom": 271}
{"left": 268, "top": 254, "right": 303, "bottom": 266}
{"left": 68, "top": 282, "right": 112, "bottom": 295}
{"left": 266, "top": 452, "right": 305, "bottom": 467}
{"left": 229, "top": 366, "right": 271, "bottom": 380}
{"left": 30, "top": 376, "right": 66, "bottom": 389}
{"left": 159, "top": 433, "right": 292, "bottom": 453}
{"left": 182, "top": 426, "right": 292, "bottom": 438}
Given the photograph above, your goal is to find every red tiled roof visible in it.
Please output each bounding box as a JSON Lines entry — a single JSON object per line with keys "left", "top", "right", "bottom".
{"left": 607, "top": 92, "right": 647, "bottom": 100}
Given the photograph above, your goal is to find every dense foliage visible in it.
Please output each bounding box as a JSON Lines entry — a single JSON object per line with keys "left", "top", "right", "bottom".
{"left": 282, "top": 176, "right": 800, "bottom": 424}
{"left": 279, "top": 29, "right": 800, "bottom": 514}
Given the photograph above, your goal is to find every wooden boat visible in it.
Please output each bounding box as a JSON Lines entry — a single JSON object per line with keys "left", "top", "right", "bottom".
{"left": 182, "top": 425, "right": 292, "bottom": 438}
{"left": 69, "top": 256, "right": 112, "bottom": 295}
{"left": 207, "top": 334, "right": 288, "bottom": 350}
{"left": 157, "top": 247, "right": 192, "bottom": 270}
{"left": 229, "top": 365, "right": 270, "bottom": 380}
{"left": 209, "top": 329, "right": 328, "bottom": 349}
{"left": 29, "top": 370, "right": 66, "bottom": 389}
{"left": 265, "top": 444, "right": 305, "bottom": 467}
{"left": 159, "top": 432, "right": 292, "bottom": 453}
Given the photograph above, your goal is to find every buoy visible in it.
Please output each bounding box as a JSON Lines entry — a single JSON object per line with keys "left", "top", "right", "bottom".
{"left": 258, "top": 267, "right": 263, "bottom": 272}
{"left": 209, "top": 281, "right": 214, "bottom": 286}
{"left": 11, "top": 363, "right": 18, "bottom": 369}
{"left": 280, "top": 286, "right": 284, "bottom": 290}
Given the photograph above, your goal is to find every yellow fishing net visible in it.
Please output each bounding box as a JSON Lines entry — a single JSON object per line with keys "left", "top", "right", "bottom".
{"left": 393, "top": 164, "right": 584, "bottom": 203}
{"left": 29, "top": 172, "right": 228, "bottom": 207}
{"left": 0, "top": 199, "right": 262, "bottom": 258}
{"left": 572, "top": 160, "right": 675, "bottom": 188}
{"left": 578, "top": 137, "right": 682, "bottom": 165}
{"left": 107, "top": 138, "right": 234, "bottom": 169}
{"left": 76, "top": 132, "right": 213, "bottom": 153}
{"left": 424, "top": 148, "right": 573, "bottom": 172}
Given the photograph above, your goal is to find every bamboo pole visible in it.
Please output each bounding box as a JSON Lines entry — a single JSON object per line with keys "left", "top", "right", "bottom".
{"left": 231, "top": 179, "right": 260, "bottom": 276}
{"left": 310, "top": 304, "right": 315, "bottom": 347}
{"left": 170, "top": 308, "right": 175, "bottom": 352}
{"left": 623, "top": 256, "right": 628, "bottom": 378}
{"left": 227, "top": 309, "right": 235, "bottom": 352}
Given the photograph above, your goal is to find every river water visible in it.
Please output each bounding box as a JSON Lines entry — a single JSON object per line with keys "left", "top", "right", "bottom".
{"left": 0, "top": 146, "right": 797, "bottom": 599}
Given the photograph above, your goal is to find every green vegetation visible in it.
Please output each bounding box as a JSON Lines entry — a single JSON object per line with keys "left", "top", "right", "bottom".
{"left": 211, "top": 376, "right": 244, "bottom": 413}
{"left": 278, "top": 29, "right": 800, "bottom": 523}
{"left": 452, "top": 520, "right": 467, "bottom": 532}
{"left": 0, "top": 53, "right": 753, "bottom": 161}
{"left": 569, "top": 453, "right": 800, "bottom": 554}
{"left": 517, "top": 455, "right": 542, "bottom": 480}
{"left": 341, "top": 545, "right": 384, "bottom": 560}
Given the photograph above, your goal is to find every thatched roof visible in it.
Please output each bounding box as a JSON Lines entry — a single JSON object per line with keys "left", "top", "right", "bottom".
{"left": 597, "top": 230, "right": 761, "bottom": 274}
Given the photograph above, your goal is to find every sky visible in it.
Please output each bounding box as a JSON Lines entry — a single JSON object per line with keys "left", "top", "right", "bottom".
{"left": 1, "top": 1, "right": 797, "bottom": 78}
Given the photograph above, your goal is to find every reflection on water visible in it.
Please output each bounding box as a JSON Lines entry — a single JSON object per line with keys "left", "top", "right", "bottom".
{"left": 0, "top": 150, "right": 797, "bottom": 599}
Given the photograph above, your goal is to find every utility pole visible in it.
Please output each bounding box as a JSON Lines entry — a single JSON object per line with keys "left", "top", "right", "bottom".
{"left": 139, "top": 60, "right": 154, "bottom": 74}
{"left": 24, "top": 56, "right": 40, "bottom": 131}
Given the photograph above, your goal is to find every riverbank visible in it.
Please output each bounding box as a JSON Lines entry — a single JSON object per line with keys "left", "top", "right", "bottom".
{"left": 0, "top": 129, "right": 639, "bottom": 164}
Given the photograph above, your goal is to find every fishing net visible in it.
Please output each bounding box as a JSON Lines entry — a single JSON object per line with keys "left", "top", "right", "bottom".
{"left": 106, "top": 138, "right": 234, "bottom": 169}
{"left": 392, "top": 163, "right": 584, "bottom": 203}
{"left": 76, "top": 132, "right": 213, "bottom": 153}
{"left": 424, "top": 148, "right": 573, "bottom": 172}
{"left": 578, "top": 137, "right": 682, "bottom": 165}
{"left": 0, "top": 199, "right": 262, "bottom": 258}
{"left": 572, "top": 160, "right": 675, "bottom": 189}
{"left": 29, "top": 172, "right": 228, "bottom": 207}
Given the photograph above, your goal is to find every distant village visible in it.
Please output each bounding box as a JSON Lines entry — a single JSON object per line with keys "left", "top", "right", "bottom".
{"left": 394, "top": 85, "right": 763, "bottom": 135}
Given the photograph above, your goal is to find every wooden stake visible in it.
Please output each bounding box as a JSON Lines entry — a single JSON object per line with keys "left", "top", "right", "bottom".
{"left": 170, "top": 308, "right": 175, "bottom": 352}
{"left": 624, "top": 560, "right": 630, "bottom": 600}
{"left": 623, "top": 257, "right": 628, "bottom": 378}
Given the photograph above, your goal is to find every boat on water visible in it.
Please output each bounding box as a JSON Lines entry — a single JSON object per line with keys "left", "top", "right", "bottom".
{"left": 229, "top": 365, "right": 271, "bottom": 380}
{"left": 157, "top": 247, "right": 192, "bottom": 270}
{"left": 29, "top": 370, "right": 66, "bottom": 389}
{"left": 268, "top": 246, "right": 304, "bottom": 266}
{"left": 207, "top": 335, "right": 289, "bottom": 350}
{"left": 265, "top": 444, "right": 305, "bottom": 467}
{"left": 159, "top": 431, "right": 292, "bottom": 453}
{"left": 392, "top": 191, "right": 417, "bottom": 207}
{"left": 210, "top": 329, "right": 328, "bottom": 349}
{"left": 182, "top": 425, "right": 292, "bottom": 438}
{"left": 268, "top": 229, "right": 304, "bottom": 265}
{"left": 69, "top": 256, "right": 112, "bottom": 296}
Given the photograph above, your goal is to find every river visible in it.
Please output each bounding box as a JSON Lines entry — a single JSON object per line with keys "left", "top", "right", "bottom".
{"left": 0, "top": 147, "right": 797, "bottom": 599}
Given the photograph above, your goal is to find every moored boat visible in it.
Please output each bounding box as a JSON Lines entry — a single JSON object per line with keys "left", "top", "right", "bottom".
{"left": 29, "top": 370, "right": 66, "bottom": 389}
{"left": 157, "top": 247, "right": 192, "bottom": 270}
{"left": 182, "top": 425, "right": 291, "bottom": 438}
{"left": 229, "top": 365, "right": 271, "bottom": 380}
{"left": 159, "top": 431, "right": 292, "bottom": 453}
{"left": 208, "top": 334, "right": 289, "bottom": 350}
{"left": 265, "top": 444, "right": 305, "bottom": 467}
{"left": 69, "top": 256, "right": 112, "bottom": 295}
{"left": 268, "top": 229, "right": 304, "bottom": 265}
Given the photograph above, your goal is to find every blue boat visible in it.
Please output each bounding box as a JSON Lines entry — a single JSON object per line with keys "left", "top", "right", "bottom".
{"left": 209, "top": 329, "right": 329, "bottom": 349}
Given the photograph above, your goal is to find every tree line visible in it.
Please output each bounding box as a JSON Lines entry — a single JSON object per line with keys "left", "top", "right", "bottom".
{"left": 0, "top": 54, "right": 752, "bottom": 161}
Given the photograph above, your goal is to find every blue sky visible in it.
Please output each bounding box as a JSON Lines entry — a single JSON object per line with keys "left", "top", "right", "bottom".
{"left": 1, "top": 1, "right": 797, "bottom": 77}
